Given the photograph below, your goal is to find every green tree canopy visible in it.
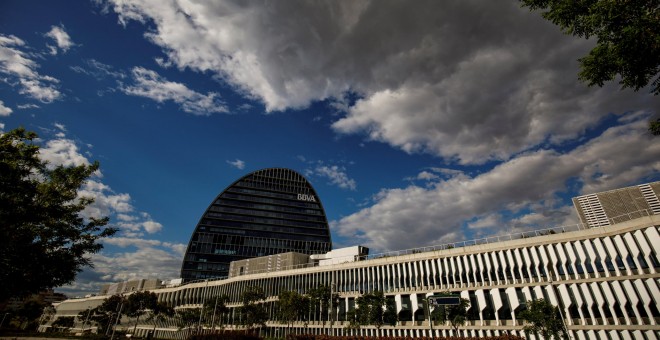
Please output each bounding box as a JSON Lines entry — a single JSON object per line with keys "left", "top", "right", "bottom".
{"left": 521, "top": 0, "right": 659, "bottom": 95}
{"left": 276, "top": 290, "right": 309, "bottom": 335}
{"left": 519, "top": 298, "right": 568, "bottom": 340}
{"left": 202, "top": 295, "right": 229, "bottom": 329}
{"left": 86, "top": 294, "right": 125, "bottom": 335}
{"left": 430, "top": 295, "right": 470, "bottom": 333}
{"left": 238, "top": 286, "right": 268, "bottom": 330}
{"left": 383, "top": 297, "right": 398, "bottom": 327}
{"left": 348, "top": 291, "right": 389, "bottom": 334}
{"left": 175, "top": 308, "right": 201, "bottom": 329}
{"left": 125, "top": 291, "right": 160, "bottom": 334}
{"left": 650, "top": 119, "right": 660, "bottom": 136}
{"left": 51, "top": 316, "right": 75, "bottom": 330}
{"left": 0, "top": 127, "right": 117, "bottom": 301}
{"left": 307, "top": 284, "right": 339, "bottom": 323}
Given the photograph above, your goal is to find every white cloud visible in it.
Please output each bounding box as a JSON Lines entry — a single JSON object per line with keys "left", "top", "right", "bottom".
{"left": 122, "top": 67, "right": 227, "bottom": 115}
{"left": 142, "top": 220, "right": 163, "bottom": 233}
{"left": 332, "top": 117, "right": 660, "bottom": 252}
{"left": 35, "top": 130, "right": 175, "bottom": 297}
{"left": 53, "top": 122, "right": 66, "bottom": 131}
{"left": 104, "top": 0, "right": 656, "bottom": 164}
{"left": 70, "top": 59, "right": 126, "bottom": 80}
{"left": 227, "top": 159, "right": 245, "bottom": 169}
{"left": 58, "top": 239, "right": 186, "bottom": 297}
{"left": 407, "top": 171, "right": 439, "bottom": 182}
{"left": 38, "top": 131, "right": 165, "bottom": 237}
{"left": 44, "top": 25, "right": 74, "bottom": 55}
{"left": 0, "top": 34, "right": 61, "bottom": 102}
{"left": 105, "top": 237, "right": 162, "bottom": 248}
{"left": 0, "top": 100, "right": 12, "bottom": 116}
{"left": 40, "top": 138, "right": 90, "bottom": 168}
{"left": 313, "top": 165, "right": 357, "bottom": 191}
{"left": 16, "top": 103, "right": 39, "bottom": 109}
{"left": 467, "top": 213, "right": 502, "bottom": 230}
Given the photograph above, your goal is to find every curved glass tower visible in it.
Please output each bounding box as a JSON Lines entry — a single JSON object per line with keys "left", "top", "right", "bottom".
{"left": 181, "top": 168, "right": 332, "bottom": 281}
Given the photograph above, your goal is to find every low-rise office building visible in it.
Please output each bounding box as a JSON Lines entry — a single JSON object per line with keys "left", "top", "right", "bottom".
{"left": 44, "top": 212, "right": 660, "bottom": 339}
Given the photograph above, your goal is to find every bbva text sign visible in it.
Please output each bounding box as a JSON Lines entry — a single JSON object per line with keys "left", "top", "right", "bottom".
{"left": 297, "top": 194, "right": 316, "bottom": 202}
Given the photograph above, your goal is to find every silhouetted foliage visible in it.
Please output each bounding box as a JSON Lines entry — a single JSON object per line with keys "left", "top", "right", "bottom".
{"left": 0, "top": 127, "right": 116, "bottom": 301}
{"left": 86, "top": 294, "right": 125, "bottom": 334}
{"left": 521, "top": 0, "right": 659, "bottom": 95}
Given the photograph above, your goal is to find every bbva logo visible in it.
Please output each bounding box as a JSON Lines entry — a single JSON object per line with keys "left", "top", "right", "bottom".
{"left": 297, "top": 194, "right": 316, "bottom": 202}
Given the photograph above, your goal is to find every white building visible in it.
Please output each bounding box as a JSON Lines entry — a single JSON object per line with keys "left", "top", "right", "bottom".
{"left": 573, "top": 181, "right": 660, "bottom": 227}
{"left": 43, "top": 211, "right": 659, "bottom": 339}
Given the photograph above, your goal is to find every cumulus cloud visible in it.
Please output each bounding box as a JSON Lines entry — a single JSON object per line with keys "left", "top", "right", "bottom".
{"left": 0, "top": 100, "right": 12, "bottom": 116}
{"left": 40, "top": 138, "right": 90, "bottom": 168}
{"left": 58, "top": 239, "right": 186, "bottom": 297}
{"left": 227, "top": 159, "right": 245, "bottom": 169}
{"left": 44, "top": 25, "right": 74, "bottom": 55}
{"left": 0, "top": 34, "right": 61, "bottom": 102}
{"left": 38, "top": 126, "right": 165, "bottom": 237}
{"left": 332, "top": 116, "right": 660, "bottom": 252}
{"left": 103, "top": 0, "right": 656, "bottom": 164}
{"left": 122, "top": 67, "right": 227, "bottom": 115}
{"left": 35, "top": 128, "right": 176, "bottom": 297}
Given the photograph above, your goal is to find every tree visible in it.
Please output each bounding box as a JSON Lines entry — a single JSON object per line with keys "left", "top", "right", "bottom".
{"left": 125, "top": 291, "right": 158, "bottom": 334}
{"left": 14, "top": 299, "right": 47, "bottom": 330}
{"left": 147, "top": 300, "right": 174, "bottom": 334}
{"left": 383, "top": 297, "right": 398, "bottom": 327}
{"left": 520, "top": 0, "right": 659, "bottom": 95}
{"left": 0, "top": 128, "right": 117, "bottom": 301}
{"left": 86, "top": 294, "right": 125, "bottom": 335}
{"left": 51, "top": 316, "right": 75, "bottom": 331}
{"left": 202, "top": 295, "right": 229, "bottom": 330}
{"left": 175, "top": 308, "right": 201, "bottom": 330}
{"left": 276, "top": 290, "right": 309, "bottom": 336}
{"left": 430, "top": 295, "right": 470, "bottom": 333}
{"left": 351, "top": 291, "right": 388, "bottom": 336}
{"left": 520, "top": 299, "right": 568, "bottom": 340}
{"left": 237, "top": 286, "right": 268, "bottom": 330}
{"left": 650, "top": 119, "right": 660, "bottom": 136}
{"left": 307, "top": 284, "right": 339, "bottom": 325}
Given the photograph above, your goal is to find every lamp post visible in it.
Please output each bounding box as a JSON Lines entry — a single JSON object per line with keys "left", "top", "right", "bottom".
{"left": 197, "top": 279, "right": 209, "bottom": 334}
{"left": 0, "top": 313, "right": 10, "bottom": 329}
{"left": 210, "top": 295, "right": 219, "bottom": 332}
{"left": 548, "top": 278, "right": 571, "bottom": 340}
{"left": 80, "top": 308, "right": 91, "bottom": 333}
{"left": 110, "top": 301, "right": 124, "bottom": 340}
{"left": 329, "top": 279, "right": 336, "bottom": 336}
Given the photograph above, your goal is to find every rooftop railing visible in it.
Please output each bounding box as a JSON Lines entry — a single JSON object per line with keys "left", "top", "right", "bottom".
{"left": 162, "top": 208, "right": 657, "bottom": 287}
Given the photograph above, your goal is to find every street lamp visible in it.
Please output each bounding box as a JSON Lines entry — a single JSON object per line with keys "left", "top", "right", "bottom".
{"left": 110, "top": 300, "right": 124, "bottom": 340}
{"left": 0, "top": 313, "right": 10, "bottom": 329}
{"left": 329, "top": 279, "right": 336, "bottom": 336}
{"left": 80, "top": 308, "right": 91, "bottom": 334}
{"left": 548, "top": 278, "right": 572, "bottom": 340}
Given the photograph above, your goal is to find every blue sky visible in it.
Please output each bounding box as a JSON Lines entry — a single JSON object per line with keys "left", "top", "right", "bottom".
{"left": 1, "top": 0, "right": 658, "bottom": 297}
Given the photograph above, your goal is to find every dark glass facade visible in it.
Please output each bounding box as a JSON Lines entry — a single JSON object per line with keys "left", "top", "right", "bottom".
{"left": 181, "top": 168, "right": 332, "bottom": 281}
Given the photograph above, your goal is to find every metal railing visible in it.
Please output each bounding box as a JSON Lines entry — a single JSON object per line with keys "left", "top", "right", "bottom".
{"left": 163, "top": 209, "right": 656, "bottom": 286}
